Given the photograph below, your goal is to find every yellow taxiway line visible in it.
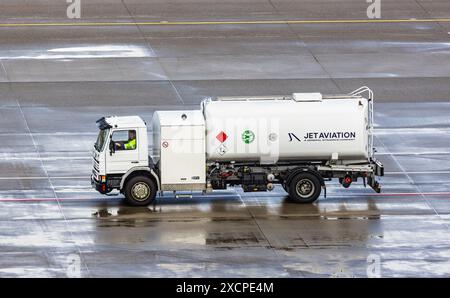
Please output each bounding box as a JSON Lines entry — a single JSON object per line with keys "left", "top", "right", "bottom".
{"left": 0, "top": 18, "right": 450, "bottom": 27}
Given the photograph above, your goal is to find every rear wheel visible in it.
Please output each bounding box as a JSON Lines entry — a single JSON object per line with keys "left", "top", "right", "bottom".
{"left": 288, "top": 172, "right": 321, "bottom": 203}
{"left": 124, "top": 176, "right": 157, "bottom": 206}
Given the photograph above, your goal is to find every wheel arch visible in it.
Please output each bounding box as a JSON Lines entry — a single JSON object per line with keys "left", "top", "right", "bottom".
{"left": 120, "top": 167, "right": 161, "bottom": 192}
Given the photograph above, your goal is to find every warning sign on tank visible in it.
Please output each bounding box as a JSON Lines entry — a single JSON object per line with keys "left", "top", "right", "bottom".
{"left": 217, "top": 144, "right": 227, "bottom": 155}
{"left": 241, "top": 130, "right": 255, "bottom": 144}
{"left": 216, "top": 131, "right": 228, "bottom": 143}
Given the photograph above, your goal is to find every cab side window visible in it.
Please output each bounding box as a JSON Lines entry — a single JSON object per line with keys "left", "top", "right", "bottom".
{"left": 112, "top": 130, "right": 137, "bottom": 151}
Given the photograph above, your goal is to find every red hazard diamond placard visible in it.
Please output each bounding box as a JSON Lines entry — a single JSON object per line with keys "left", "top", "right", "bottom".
{"left": 216, "top": 131, "right": 228, "bottom": 143}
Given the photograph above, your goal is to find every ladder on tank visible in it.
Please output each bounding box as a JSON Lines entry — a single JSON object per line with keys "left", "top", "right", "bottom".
{"left": 349, "top": 86, "right": 375, "bottom": 158}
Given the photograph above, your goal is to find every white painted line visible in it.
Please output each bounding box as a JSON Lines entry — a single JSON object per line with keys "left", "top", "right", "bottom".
{"left": 377, "top": 151, "right": 450, "bottom": 156}
{"left": 1, "top": 192, "right": 450, "bottom": 203}
{"left": 0, "top": 151, "right": 447, "bottom": 162}
{"left": 327, "top": 192, "right": 450, "bottom": 198}
{"left": 1, "top": 127, "right": 449, "bottom": 138}
{"left": 374, "top": 128, "right": 450, "bottom": 134}
{"left": 0, "top": 157, "right": 91, "bottom": 161}
{"left": 385, "top": 171, "right": 450, "bottom": 175}
{"left": 0, "top": 132, "right": 98, "bottom": 136}
{"left": 2, "top": 170, "right": 450, "bottom": 180}
{"left": 0, "top": 176, "right": 87, "bottom": 180}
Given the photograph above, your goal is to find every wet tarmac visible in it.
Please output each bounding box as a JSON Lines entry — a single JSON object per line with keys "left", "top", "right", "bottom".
{"left": 0, "top": 0, "right": 450, "bottom": 277}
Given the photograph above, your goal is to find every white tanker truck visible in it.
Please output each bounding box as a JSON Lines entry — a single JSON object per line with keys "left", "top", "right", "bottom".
{"left": 91, "top": 86, "right": 383, "bottom": 206}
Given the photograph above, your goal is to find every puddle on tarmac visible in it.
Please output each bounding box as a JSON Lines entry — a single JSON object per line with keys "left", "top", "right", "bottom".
{"left": 205, "top": 232, "right": 262, "bottom": 247}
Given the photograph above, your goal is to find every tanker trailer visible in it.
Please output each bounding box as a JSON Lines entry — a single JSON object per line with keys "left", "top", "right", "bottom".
{"left": 92, "top": 87, "right": 383, "bottom": 206}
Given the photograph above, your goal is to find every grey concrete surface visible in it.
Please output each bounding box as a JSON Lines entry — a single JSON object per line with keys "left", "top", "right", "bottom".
{"left": 0, "top": 0, "right": 450, "bottom": 277}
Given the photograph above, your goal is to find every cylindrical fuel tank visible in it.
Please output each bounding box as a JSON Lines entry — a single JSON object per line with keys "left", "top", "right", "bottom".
{"left": 203, "top": 96, "right": 370, "bottom": 163}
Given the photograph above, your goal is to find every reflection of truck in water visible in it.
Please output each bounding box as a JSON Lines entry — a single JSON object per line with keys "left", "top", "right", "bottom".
{"left": 91, "top": 86, "right": 384, "bottom": 206}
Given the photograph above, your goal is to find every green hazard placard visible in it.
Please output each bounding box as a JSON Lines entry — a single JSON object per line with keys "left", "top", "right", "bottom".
{"left": 242, "top": 130, "right": 255, "bottom": 144}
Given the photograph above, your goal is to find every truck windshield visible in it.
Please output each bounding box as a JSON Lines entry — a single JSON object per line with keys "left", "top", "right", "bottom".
{"left": 94, "top": 128, "right": 109, "bottom": 152}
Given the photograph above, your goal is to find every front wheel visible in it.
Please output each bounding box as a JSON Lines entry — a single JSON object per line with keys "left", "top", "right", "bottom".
{"left": 124, "top": 176, "right": 157, "bottom": 206}
{"left": 288, "top": 172, "right": 321, "bottom": 203}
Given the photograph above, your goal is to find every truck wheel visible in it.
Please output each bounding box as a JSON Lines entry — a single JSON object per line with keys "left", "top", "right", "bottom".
{"left": 124, "top": 176, "right": 157, "bottom": 206}
{"left": 288, "top": 173, "right": 321, "bottom": 203}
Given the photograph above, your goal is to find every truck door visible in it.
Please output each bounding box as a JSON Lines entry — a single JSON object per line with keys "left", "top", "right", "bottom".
{"left": 106, "top": 129, "right": 140, "bottom": 174}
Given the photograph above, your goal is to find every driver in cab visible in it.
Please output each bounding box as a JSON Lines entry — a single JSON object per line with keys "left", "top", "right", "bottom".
{"left": 115, "top": 130, "right": 136, "bottom": 150}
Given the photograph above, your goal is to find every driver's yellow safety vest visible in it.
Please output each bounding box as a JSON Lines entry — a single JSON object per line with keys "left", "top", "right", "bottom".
{"left": 124, "top": 138, "right": 136, "bottom": 150}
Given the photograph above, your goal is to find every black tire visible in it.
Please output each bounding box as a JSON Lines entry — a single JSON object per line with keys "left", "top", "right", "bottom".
{"left": 288, "top": 172, "right": 321, "bottom": 203}
{"left": 124, "top": 176, "right": 157, "bottom": 206}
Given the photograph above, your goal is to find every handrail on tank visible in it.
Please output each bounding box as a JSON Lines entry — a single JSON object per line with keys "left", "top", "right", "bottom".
{"left": 200, "top": 97, "right": 211, "bottom": 118}
{"left": 349, "top": 86, "right": 375, "bottom": 158}
{"left": 349, "top": 86, "right": 373, "bottom": 101}
{"left": 214, "top": 95, "right": 289, "bottom": 101}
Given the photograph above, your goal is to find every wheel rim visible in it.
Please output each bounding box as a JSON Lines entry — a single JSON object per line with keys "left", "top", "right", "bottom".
{"left": 295, "top": 179, "right": 315, "bottom": 198}
{"left": 131, "top": 182, "right": 150, "bottom": 201}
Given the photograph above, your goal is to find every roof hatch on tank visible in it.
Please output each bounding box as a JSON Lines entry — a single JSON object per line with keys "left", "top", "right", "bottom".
{"left": 292, "top": 93, "right": 323, "bottom": 102}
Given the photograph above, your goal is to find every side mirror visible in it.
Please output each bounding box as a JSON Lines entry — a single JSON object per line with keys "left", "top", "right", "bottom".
{"left": 109, "top": 140, "right": 115, "bottom": 155}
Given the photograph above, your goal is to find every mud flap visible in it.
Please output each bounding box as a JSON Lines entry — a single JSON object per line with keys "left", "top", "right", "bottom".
{"left": 371, "top": 158, "right": 384, "bottom": 177}
{"left": 368, "top": 175, "right": 381, "bottom": 193}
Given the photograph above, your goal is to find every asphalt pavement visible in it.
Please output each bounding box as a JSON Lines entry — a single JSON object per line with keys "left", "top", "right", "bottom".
{"left": 0, "top": 0, "right": 449, "bottom": 277}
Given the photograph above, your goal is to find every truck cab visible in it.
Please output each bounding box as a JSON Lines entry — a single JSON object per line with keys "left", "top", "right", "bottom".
{"left": 91, "top": 116, "right": 160, "bottom": 206}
